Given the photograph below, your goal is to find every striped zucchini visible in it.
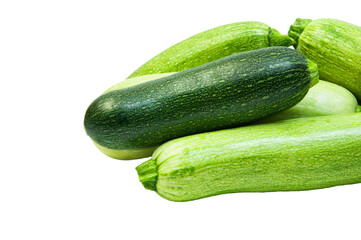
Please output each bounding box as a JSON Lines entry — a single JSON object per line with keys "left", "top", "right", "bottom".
{"left": 103, "top": 73, "right": 175, "bottom": 94}
{"left": 84, "top": 47, "right": 318, "bottom": 160}
{"left": 288, "top": 18, "right": 361, "bottom": 101}
{"left": 136, "top": 113, "right": 361, "bottom": 201}
{"left": 128, "top": 21, "right": 294, "bottom": 78}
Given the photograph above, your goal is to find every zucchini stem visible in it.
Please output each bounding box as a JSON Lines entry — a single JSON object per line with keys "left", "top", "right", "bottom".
{"left": 136, "top": 159, "right": 158, "bottom": 191}
{"left": 306, "top": 59, "right": 319, "bottom": 88}
{"left": 356, "top": 105, "right": 361, "bottom": 112}
{"left": 288, "top": 18, "right": 312, "bottom": 48}
{"left": 268, "top": 28, "right": 295, "bottom": 47}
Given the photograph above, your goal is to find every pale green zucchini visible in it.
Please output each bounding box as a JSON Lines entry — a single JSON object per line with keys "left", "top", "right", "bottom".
{"left": 128, "top": 21, "right": 293, "bottom": 78}
{"left": 136, "top": 113, "right": 361, "bottom": 201}
{"left": 288, "top": 18, "right": 361, "bottom": 101}
{"left": 103, "top": 73, "right": 175, "bottom": 94}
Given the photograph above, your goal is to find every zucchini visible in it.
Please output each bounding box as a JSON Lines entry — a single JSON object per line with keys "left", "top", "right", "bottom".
{"left": 288, "top": 18, "right": 361, "bottom": 101}
{"left": 136, "top": 113, "right": 361, "bottom": 201}
{"left": 84, "top": 47, "right": 318, "bottom": 160}
{"left": 103, "top": 73, "right": 175, "bottom": 94}
{"left": 128, "top": 21, "right": 294, "bottom": 78}
{"left": 106, "top": 75, "right": 358, "bottom": 122}
{"left": 357, "top": 105, "right": 361, "bottom": 112}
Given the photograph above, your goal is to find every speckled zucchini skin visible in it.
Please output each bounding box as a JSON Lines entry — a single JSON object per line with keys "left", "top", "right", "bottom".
{"left": 128, "top": 21, "right": 293, "bottom": 78}
{"left": 108, "top": 76, "right": 358, "bottom": 122}
{"left": 136, "top": 113, "right": 361, "bottom": 201}
{"left": 84, "top": 47, "right": 317, "bottom": 158}
{"left": 289, "top": 18, "right": 361, "bottom": 101}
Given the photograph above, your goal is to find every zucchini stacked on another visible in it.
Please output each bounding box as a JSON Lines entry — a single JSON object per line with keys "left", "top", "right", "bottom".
{"left": 84, "top": 47, "right": 318, "bottom": 159}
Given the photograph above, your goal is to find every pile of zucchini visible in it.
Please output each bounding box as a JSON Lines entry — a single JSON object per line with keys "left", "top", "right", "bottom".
{"left": 84, "top": 18, "right": 361, "bottom": 201}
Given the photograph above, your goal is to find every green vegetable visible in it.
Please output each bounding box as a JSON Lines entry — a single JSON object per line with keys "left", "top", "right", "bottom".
{"left": 103, "top": 73, "right": 175, "bottom": 94}
{"left": 128, "top": 21, "right": 294, "bottom": 78}
{"left": 356, "top": 105, "right": 361, "bottom": 112}
{"left": 289, "top": 18, "right": 361, "bottom": 101}
{"left": 106, "top": 75, "right": 358, "bottom": 123}
{"left": 258, "top": 80, "right": 358, "bottom": 122}
{"left": 136, "top": 113, "right": 361, "bottom": 201}
{"left": 84, "top": 47, "right": 318, "bottom": 160}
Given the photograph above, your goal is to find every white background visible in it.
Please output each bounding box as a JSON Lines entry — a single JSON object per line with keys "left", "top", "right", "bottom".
{"left": 1, "top": 0, "right": 360, "bottom": 239}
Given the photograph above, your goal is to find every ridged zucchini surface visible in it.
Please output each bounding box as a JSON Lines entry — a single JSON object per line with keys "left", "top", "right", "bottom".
{"left": 289, "top": 18, "right": 361, "bottom": 101}
{"left": 136, "top": 113, "right": 361, "bottom": 201}
{"left": 128, "top": 21, "right": 294, "bottom": 78}
{"left": 84, "top": 47, "right": 318, "bottom": 160}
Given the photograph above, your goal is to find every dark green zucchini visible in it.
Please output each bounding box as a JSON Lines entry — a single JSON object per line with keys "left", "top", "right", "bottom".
{"left": 107, "top": 76, "right": 358, "bottom": 122}
{"left": 84, "top": 47, "right": 318, "bottom": 160}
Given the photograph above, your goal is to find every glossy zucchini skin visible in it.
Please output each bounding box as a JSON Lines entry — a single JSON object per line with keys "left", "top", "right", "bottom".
{"left": 136, "top": 113, "right": 361, "bottom": 201}
{"left": 84, "top": 47, "right": 318, "bottom": 160}
{"left": 289, "top": 18, "right": 361, "bottom": 101}
{"left": 107, "top": 76, "right": 358, "bottom": 123}
{"left": 128, "top": 21, "right": 294, "bottom": 78}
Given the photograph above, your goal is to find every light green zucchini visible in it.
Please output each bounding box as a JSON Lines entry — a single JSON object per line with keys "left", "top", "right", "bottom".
{"left": 103, "top": 73, "right": 175, "bottom": 94}
{"left": 84, "top": 47, "right": 317, "bottom": 160}
{"left": 128, "top": 21, "right": 293, "bottom": 78}
{"left": 288, "top": 18, "right": 361, "bottom": 101}
{"left": 136, "top": 113, "right": 361, "bottom": 201}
